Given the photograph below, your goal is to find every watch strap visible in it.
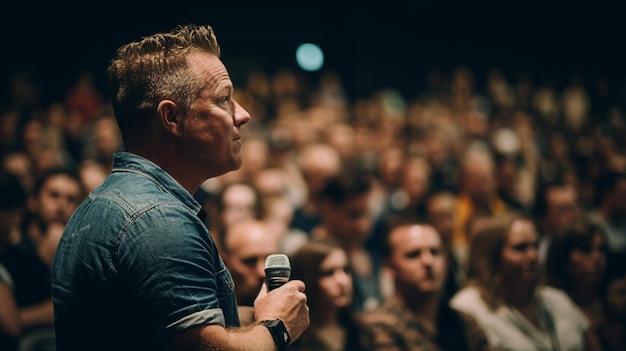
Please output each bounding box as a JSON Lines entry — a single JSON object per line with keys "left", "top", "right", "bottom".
{"left": 260, "top": 319, "right": 290, "bottom": 351}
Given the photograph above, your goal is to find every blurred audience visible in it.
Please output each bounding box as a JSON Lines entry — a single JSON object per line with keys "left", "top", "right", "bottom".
{"left": 545, "top": 218, "right": 623, "bottom": 350}
{"left": 2, "top": 55, "right": 626, "bottom": 351}
{"left": 588, "top": 170, "right": 626, "bottom": 266}
{"left": 358, "top": 218, "right": 489, "bottom": 351}
{"left": 424, "top": 188, "right": 465, "bottom": 300}
{"left": 0, "top": 170, "right": 27, "bottom": 351}
{"left": 0, "top": 167, "right": 84, "bottom": 351}
{"left": 205, "top": 180, "right": 263, "bottom": 252}
{"left": 453, "top": 141, "right": 512, "bottom": 264}
{"left": 450, "top": 213, "right": 603, "bottom": 351}
{"left": 533, "top": 177, "right": 582, "bottom": 266}
{"left": 314, "top": 168, "right": 385, "bottom": 312}
{"left": 290, "top": 141, "right": 343, "bottom": 236}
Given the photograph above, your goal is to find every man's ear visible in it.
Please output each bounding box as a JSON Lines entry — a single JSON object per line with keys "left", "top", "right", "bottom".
{"left": 157, "top": 100, "right": 184, "bottom": 136}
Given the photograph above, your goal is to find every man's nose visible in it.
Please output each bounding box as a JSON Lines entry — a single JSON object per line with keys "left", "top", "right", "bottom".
{"left": 233, "top": 100, "right": 251, "bottom": 127}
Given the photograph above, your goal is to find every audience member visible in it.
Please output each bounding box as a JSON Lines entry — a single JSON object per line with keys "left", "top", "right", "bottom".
{"left": 0, "top": 167, "right": 84, "bottom": 351}
{"left": 20, "top": 168, "right": 85, "bottom": 267}
{"left": 533, "top": 178, "right": 582, "bottom": 266}
{"left": 386, "top": 152, "right": 432, "bottom": 219}
{"left": 588, "top": 170, "right": 626, "bottom": 266}
{"left": 289, "top": 239, "right": 368, "bottom": 351}
{"left": 490, "top": 127, "right": 529, "bottom": 213}
{"left": 453, "top": 141, "right": 511, "bottom": 264}
{"left": 80, "top": 114, "right": 123, "bottom": 170}
{"left": 424, "top": 188, "right": 465, "bottom": 300}
{"left": 220, "top": 220, "right": 280, "bottom": 325}
{"left": 0, "top": 170, "right": 27, "bottom": 351}
{"left": 450, "top": 213, "right": 603, "bottom": 351}
{"left": 2, "top": 150, "right": 35, "bottom": 194}
{"left": 76, "top": 159, "right": 109, "bottom": 195}
{"left": 208, "top": 180, "right": 263, "bottom": 251}
{"left": 314, "top": 168, "right": 385, "bottom": 312}
{"left": 368, "top": 152, "right": 432, "bottom": 256}
{"left": 358, "top": 218, "right": 489, "bottom": 351}
{"left": 290, "top": 141, "right": 343, "bottom": 236}
{"left": 545, "top": 218, "right": 621, "bottom": 351}
{"left": 261, "top": 194, "right": 308, "bottom": 255}
{"left": 602, "top": 270, "right": 626, "bottom": 351}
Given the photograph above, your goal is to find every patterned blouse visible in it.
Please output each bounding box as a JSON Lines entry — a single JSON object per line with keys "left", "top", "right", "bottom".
{"left": 358, "top": 296, "right": 491, "bottom": 351}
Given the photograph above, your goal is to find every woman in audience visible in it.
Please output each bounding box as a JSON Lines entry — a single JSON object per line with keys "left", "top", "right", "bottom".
{"left": 289, "top": 239, "right": 367, "bottom": 351}
{"left": 546, "top": 218, "right": 624, "bottom": 351}
{"left": 450, "top": 213, "right": 603, "bottom": 351}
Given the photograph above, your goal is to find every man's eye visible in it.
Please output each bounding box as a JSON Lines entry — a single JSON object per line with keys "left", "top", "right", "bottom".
{"left": 242, "top": 258, "right": 256, "bottom": 267}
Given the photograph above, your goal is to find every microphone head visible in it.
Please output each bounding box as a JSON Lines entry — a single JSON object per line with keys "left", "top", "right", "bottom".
{"left": 264, "top": 254, "right": 291, "bottom": 291}
{"left": 265, "top": 254, "right": 291, "bottom": 269}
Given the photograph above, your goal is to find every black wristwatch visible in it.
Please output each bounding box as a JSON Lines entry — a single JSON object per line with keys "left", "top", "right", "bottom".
{"left": 259, "top": 319, "right": 290, "bottom": 351}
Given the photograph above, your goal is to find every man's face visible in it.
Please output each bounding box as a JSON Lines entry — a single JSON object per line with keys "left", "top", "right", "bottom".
{"left": 222, "top": 222, "right": 278, "bottom": 306}
{"left": 182, "top": 53, "right": 250, "bottom": 178}
{"left": 387, "top": 224, "right": 447, "bottom": 294}
{"left": 545, "top": 185, "right": 580, "bottom": 233}
{"left": 34, "top": 174, "right": 83, "bottom": 225}
{"left": 324, "top": 194, "right": 372, "bottom": 245}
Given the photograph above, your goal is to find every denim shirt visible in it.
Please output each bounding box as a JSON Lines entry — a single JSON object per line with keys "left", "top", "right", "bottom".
{"left": 52, "top": 152, "right": 239, "bottom": 351}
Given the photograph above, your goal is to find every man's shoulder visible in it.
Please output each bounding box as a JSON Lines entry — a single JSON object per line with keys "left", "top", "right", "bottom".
{"left": 90, "top": 173, "right": 181, "bottom": 213}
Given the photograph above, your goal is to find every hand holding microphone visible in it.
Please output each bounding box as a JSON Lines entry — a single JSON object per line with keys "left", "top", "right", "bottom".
{"left": 255, "top": 253, "right": 310, "bottom": 346}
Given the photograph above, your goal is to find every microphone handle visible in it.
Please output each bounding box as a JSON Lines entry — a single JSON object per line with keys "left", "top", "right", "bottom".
{"left": 265, "top": 267, "right": 291, "bottom": 291}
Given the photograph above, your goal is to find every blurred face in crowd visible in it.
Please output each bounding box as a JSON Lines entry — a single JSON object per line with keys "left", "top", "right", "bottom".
{"left": 400, "top": 157, "right": 431, "bottom": 204}
{"left": 33, "top": 174, "right": 83, "bottom": 225}
{"left": 568, "top": 231, "right": 607, "bottom": 286}
{"left": 426, "top": 192, "right": 456, "bottom": 245}
{"left": 299, "top": 144, "right": 341, "bottom": 196}
{"left": 607, "top": 178, "right": 626, "bottom": 218}
{"left": 544, "top": 184, "right": 581, "bottom": 234}
{"left": 220, "top": 183, "right": 258, "bottom": 229}
{"left": 387, "top": 224, "right": 447, "bottom": 295}
{"left": 377, "top": 145, "right": 405, "bottom": 189}
{"left": 322, "top": 194, "right": 372, "bottom": 245}
{"left": 500, "top": 219, "right": 539, "bottom": 285}
{"left": 317, "top": 248, "right": 353, "bottom": 309}
{"left": 462, "top": 153, "right": 496, "bottom": 204}
{"left": 222, "top": 220, "right": 278, "bottom": 305}
{"left": 0, "top": 207, "right": 21, "bottom": 245}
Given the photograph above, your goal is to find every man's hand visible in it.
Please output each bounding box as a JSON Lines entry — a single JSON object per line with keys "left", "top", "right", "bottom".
{"left": 253, "top": 281, "right": 310, "bottom": 342}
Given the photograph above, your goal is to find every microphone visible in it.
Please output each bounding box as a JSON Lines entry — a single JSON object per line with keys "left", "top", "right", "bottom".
{"left": 265, "top": 254, "right": 291, "bottom": 291}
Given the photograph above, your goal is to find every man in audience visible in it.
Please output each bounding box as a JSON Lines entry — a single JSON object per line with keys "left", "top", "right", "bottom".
{"left": 220, "top": 219, "right": 281, "bottom": 325}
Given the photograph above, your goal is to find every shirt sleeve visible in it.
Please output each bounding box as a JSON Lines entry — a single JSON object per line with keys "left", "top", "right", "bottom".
{"left": 116, "top": 203, "right": 236, "bottom": 343}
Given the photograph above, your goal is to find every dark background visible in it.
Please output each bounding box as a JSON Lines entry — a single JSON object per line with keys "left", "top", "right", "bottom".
{"left": 2, "top": 1, "right": 624, "bottom": 105}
